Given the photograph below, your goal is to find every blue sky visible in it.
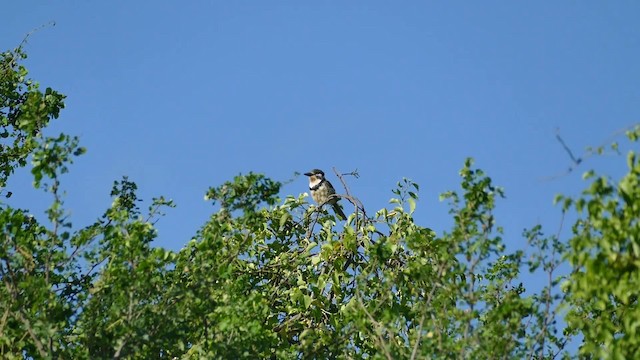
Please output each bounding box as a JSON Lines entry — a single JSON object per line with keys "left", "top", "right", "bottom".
{"left": 3, "top": 2, "right": 639, "bottom": 269}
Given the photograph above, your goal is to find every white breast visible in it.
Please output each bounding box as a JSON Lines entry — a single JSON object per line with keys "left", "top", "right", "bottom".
{"left": 309, "top": 178, "right": 323, "bottom": 189}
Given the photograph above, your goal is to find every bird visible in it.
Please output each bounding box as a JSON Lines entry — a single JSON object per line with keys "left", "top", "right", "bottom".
{"left": 304, "top": 169, "right": 347, "bottom": 220}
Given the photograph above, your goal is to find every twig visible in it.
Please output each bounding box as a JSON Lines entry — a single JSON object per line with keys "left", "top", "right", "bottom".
{"left": 17, "top": 21, "right": 57, "bottom": 51}
{"left": 410, "top": 262, "right": 448, "bottom": 358}
{"left": 356, "top": 291, "right": 393, "bottom": 360}
{"left": 410, "top": 314, "right": 427, "bottom": 360}
{"left": 542, "top": 124, "right": 638, "bottom": 181}
{"left": 555, "top": 131, "right": 582, "bottom": 166}
{"left": 332, "top": 168, "right": 364, "bottom": 210}
{"left": 304, "top": 207, "right": 322, "bottom": 240}
{"left": 1, "top": 22, "right": 57, "bottom": 82}
{"left": 16, "top": 312, "right": 47, "bottom": 358}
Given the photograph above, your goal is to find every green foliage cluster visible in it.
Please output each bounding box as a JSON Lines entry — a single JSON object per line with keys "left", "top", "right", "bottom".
{"left": 1, "top": 47, "right": 640, "bottom": 359}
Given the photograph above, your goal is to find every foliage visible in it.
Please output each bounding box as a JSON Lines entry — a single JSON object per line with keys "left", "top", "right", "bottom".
{"left": 559, "top": 126, "right": 640, "bottom": 359}
{"left": 0, "top": 47, "right": 67, "bottom": 190}
{"left": 1, "top": 47, "right": 639, "bottom": 359}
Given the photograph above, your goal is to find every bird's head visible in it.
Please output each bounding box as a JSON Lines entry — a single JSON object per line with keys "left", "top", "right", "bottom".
{"left": 304, "top": 169, "right": 325, "bottom": 183}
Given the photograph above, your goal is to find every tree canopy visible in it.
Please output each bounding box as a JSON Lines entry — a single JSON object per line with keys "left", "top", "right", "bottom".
{"left": 1, "top": 46, "right": 639, "bottom": 359}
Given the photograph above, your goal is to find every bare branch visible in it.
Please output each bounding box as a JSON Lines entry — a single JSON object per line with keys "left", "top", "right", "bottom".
{"left": 543, "top": 123, "right": 639, "bottom": 181}
{"left": 1, "top": 21, "right": 57, "bottom": 82}
{"left": 16, "top": 21, "right": 57, "bottom": 51}
{"left": 555, "top": 130, "right": 582, "bottom": 166}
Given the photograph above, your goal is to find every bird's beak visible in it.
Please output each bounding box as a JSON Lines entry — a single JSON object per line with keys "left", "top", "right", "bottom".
{"left": 304, "top": 172, "right": 313, "bottom": 176}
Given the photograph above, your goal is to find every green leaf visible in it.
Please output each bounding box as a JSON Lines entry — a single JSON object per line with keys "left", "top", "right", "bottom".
{"left": 279, "top": 212, "right": 289, "bottom": 229}
{"left": 408, "top": 197, "right": 416, "bottom": 214}
{"left": 303, "top": 294, "right": 312, "bottom": 309}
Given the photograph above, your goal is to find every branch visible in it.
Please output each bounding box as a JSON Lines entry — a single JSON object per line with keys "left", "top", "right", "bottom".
{"left": 332, "top": 167, "right": 366, "bottom": 215}
{"left": 543, "top": 123, "right": 638, "bottom": 181}
{"left": 410, "top": 314, "right": 427, "bottom": 360}
{"left": 17, "top": 21, "right": 57, "bottom": 51}
{"left": 529, "top": 212, "right": 567, "bottom": 359}
{"left": 555, "top": 131, "right": 582, "bottom": 166}
{"left": 0, "top": 307, "right": 8, "bottom": 337}
{"left": 304, "top": 207, "right": 322, "bottom": 240}
{"left": 16, "top": 312, "right": 47, "bottom": 358}
{"left": 332, "top": 167, "right": 384, "bottom": 242}
{"left": 356, "top": 291, "right": 393, "bottom": 360}
{"left": 1, "top": 21, "right": 57, "bottom": 82}
{"left": 410, "top": 262, "right": 449, "bottom": 358}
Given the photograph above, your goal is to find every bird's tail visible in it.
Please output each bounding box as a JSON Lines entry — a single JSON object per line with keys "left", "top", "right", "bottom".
{"left": 332, "top": 203, "right": 347, "bottom": 221}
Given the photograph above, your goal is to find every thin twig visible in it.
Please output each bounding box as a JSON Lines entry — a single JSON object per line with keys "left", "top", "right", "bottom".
{"left": 410, "top": 262, "right": 448, "bottom": 358}
{"left": 17, "top": 21, "right": 57, "bottom": 51}
{"left": 356, "top": 291, "right": 394, "bottom": 360}
{"left": 555, "top": 131, "right": 582, "bottom": 166}
{"left": 1, "top": 22, "right": 57, "bottom": 82}
{"left": 305, "top": 207, "right": 322, "bottom": 240}
{"left": 410, "top": 314, "right": 427, "bottom": 360}
{"left": 542, "top": 124, "right": 638, "bottom": 181}
{"left": 16, "top": 312, "right": 47, "bottom": 358}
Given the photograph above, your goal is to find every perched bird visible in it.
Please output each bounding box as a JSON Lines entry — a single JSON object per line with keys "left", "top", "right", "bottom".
{"left": 304, "top": 169, "right": 347, "bottom": 220}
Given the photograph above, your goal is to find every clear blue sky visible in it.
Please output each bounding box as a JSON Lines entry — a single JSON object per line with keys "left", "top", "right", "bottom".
{"left": 3, "top": 3, "right": 638, "bottom": 263}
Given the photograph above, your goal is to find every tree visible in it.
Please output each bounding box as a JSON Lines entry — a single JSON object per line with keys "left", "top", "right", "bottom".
{"left": 560, "top": 137, "right": 640, "bottom": 359}
{"left": 1, "top": 45, "right": 639, "bottom": 359}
